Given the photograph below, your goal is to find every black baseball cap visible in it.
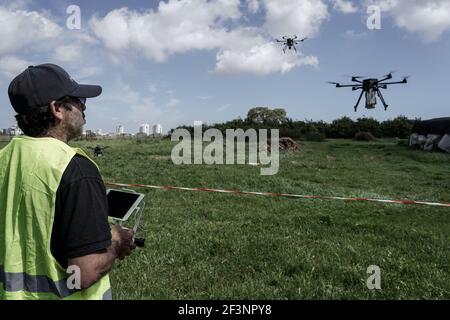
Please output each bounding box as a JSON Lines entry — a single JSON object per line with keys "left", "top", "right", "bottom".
{"left": 8, "top": 63, "right": 102, "bottom": 114}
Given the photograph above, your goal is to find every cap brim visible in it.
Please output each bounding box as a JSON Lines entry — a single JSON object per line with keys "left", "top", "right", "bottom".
{"left": 70, "top": 84, "right": 102, "bottom": 99}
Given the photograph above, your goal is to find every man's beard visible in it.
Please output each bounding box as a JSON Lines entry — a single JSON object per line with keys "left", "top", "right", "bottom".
{"left": 64, "top": 116, "right": 85, "bottom": 141}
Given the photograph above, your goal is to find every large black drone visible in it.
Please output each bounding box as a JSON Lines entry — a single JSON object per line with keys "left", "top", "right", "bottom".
{"left": 328, "top": 72, "right": 408, "bottom": 111}
{"left": 276, "top": 36, "right": 307, "bottom": 53}
{"left": 87, "top": 145, "right": 110, "bottom": 157}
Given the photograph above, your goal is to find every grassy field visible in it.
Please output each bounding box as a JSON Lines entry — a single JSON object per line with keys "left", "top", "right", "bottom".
{"left": 2, "top": 137, "right": 450, "bottom": 299}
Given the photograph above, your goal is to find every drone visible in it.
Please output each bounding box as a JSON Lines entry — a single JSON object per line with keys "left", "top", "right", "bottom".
{"left": 87, "top": 145, "right": 110, "bottom": 157}
{"left": 276, "top": 35, "right": 307, "bottom": 53}
{"left": 328, "top": 72, "right": 409, "bottom": 112}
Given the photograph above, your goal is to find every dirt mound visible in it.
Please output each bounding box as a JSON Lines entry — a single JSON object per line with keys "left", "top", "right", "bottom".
{"left": 266, "top": 137, "right": 300, "bottom": 152}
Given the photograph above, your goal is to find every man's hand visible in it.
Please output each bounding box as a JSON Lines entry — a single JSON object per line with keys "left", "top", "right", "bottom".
{"left": 111, "top": 225, "right": 136, "bottom": 260}
{"left": 67, "top": 225, "right": 137, "bottom": 289}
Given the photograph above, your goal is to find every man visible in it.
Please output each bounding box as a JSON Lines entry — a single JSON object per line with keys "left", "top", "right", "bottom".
{"left": 0, "top": 64, "right": 136, "bottom": 300}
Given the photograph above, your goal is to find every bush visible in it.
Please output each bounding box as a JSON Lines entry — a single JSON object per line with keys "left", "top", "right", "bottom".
{"left": 354, "top": 132, "right": 376, "bottom": 141}
{"left": 303, "top": 131, "right": 326, "bottom": 142}
{"left": 329, "top": 117, "right": 356, "bottom": 138}
{"left": 279, "top": 128, "right": 302, "bottom": 140}
{"left": 380, "top": 116, "right": 414, "bottom": 139}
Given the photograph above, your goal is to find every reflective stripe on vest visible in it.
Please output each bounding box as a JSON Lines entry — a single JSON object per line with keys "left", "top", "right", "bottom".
{"left": 0, "top": 264, "right": 79, "bottom": 298}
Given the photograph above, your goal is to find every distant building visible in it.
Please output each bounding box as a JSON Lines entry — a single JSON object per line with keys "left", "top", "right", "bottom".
{"left": 85, "top": 130, "right": 96, "bottom": 140}
{"left": 116, "top": 125, "right": 124, "bottom": 135}
{"left": 8, "top": 126, "right": 22, "bottom": 136}
{"left": 139, "top": 123, "right": 150, "bottom": 136}
{"left": 153, "top": 124, "right": 162, "bottom": 135}
{"left": 96, "top": 129, "right": 103, "bottom": 136}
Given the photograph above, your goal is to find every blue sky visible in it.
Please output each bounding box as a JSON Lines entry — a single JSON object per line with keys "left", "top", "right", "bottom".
{"left": 1, "top": 0, "right": 450, "bottom": 134}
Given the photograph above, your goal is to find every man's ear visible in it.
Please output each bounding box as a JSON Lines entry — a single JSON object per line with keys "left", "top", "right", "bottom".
{"left": 49, "top": 101, "right": 65, "bottom": 122}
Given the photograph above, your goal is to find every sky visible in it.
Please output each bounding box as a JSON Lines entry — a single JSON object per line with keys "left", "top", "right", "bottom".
{"left": 1, "top": 0, "right": 450, "bottom": 134}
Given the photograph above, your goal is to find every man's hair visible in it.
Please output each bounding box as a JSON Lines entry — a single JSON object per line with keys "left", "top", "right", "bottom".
{"left": 15, "top": 97, "right": 76, "bottom": 137}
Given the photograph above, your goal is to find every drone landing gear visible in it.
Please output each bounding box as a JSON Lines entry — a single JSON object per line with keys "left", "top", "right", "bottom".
{"left": 354, "top": 90, "right": 364, "bottom": 112}
{"left": 376, "top": 90, "right": 389, "bottom": 111}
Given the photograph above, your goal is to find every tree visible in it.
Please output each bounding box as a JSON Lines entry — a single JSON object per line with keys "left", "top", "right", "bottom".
{"left": 246, "top": 107, "right": 287, "bottom": 125}
{"left": 330, "top": 117, "right": 356, "bottom": 138}
{"left": 356, "top": 117, "right": 381, "bottom": 137}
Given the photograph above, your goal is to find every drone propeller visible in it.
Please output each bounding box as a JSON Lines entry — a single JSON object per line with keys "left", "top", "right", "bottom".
{"left": 327, "top": 81, "right": 339, "bottom": 85}
{"left": 343, "top": 75, "right": 365, "bottom": 82}
{"left": 382, "top": 70, "right": 397, "bottom": 80}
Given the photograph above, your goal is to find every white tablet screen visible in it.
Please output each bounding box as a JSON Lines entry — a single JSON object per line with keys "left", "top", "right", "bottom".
{"left": 108, "top": 190, "right": 142, "bottom": 219}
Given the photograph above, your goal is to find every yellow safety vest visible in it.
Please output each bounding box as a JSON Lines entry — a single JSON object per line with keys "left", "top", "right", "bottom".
{"left": 0, "top": 136, "right": 111, "bottom": 300}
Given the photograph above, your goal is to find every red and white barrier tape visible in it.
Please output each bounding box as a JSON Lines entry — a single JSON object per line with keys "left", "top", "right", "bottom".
{"left": 105, "top": 182, "right": 450, "bottom": 208}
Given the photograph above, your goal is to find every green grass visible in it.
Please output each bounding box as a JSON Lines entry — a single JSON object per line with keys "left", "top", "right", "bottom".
{"left": 3, "top": 137, "right": 450, "bottom": 299}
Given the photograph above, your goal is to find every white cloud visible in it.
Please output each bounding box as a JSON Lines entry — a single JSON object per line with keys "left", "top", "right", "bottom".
{"left": 262, "top": 0, "right": 329, "bottom": 38}
{"left": 215, "top": 42, "right": 318, "bottom": 75}
{"left": 90, "top": 0, "right": 323, "bottom": 75}
{"left": 0, "top": 6, "right": 61, "bottom": 55}
{"left": 0, "top": 56, "right": 32, "bottom": 78}
{"left": 331, "top": 0, "right": 358, "bottom": 14}
{"left": 367, "top": 0, "right": 450, "bottom": 41}
{"left": 90, "top": 0, "right": 242, "bottom": 62}
{"left": 52, "top": 44, "right": 83, "bottom": 63}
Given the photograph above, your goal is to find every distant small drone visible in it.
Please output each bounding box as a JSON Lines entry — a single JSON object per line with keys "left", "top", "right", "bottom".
{"left": 276, "top": 35, "right": 307, "bottom": 53}
{"left": 328, "top": 72, "right": 409, "bottom": 112}
{"left": 87, "top": 145, "right": 110, "bottom": 157}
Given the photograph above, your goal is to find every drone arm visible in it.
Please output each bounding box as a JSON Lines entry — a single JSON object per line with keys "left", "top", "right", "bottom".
{"left": 378, "top": 80, "right": 407, "bottom": 85}
{"left": 378, "top": 76, "right": 391, "bottom": 83}
{"left": 336, "top": 84, "right": 358, "bottom": 88}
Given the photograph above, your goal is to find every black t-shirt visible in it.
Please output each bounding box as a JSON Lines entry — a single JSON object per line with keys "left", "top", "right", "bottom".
{"left": 51, "top": 155, "right": 112, "bottom": 269}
